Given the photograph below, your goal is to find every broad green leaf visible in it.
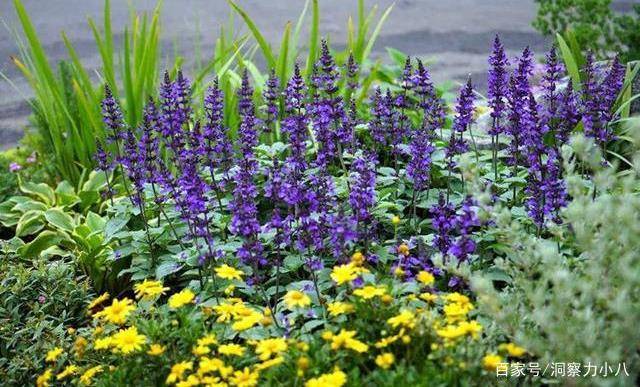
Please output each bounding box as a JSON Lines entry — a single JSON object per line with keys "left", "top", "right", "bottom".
{"left": 16, "top": 210, "right": 45, "bottom": 237}
{"left": 19, "top": 179, "right": 55, "bottom": 205}
{"left": 85, "top": 211, "right": 106, "bottom": 233}
{"left": 45, "top": 208, "right": 75, "bottom": 232}
{"left": 18, "top": 230, "right": 63, "bottom": 258}
{"left": 55, "top": 180, "right": 80, "bottom": 207}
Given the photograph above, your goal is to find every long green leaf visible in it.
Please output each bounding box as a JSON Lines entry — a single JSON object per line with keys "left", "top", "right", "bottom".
{"left": 556, "top": 33, "right": 581, "bottom": 91}
{"left": 361, "top": 4, "right": 393, "bottom": 65}
{"left": 228, "top": 0, "right": 275, "bottom": 69}
{"left": 305, "top": 0, "right": 319, "bottom": 78}
{"left": 277, "top": 22, "right": 292, "bottom": 82}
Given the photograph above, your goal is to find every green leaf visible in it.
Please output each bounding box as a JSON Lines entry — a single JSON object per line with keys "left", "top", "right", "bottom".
{"left": 85, "top": 211, "right": 106, "bottom": 233}
{"left": 556, "top": 33, "right": 581, "bottom": 91}
{"left": 156, "top": 261, "right": 179, "bottom": 279}
{"left": 16, "top": 210, "right": 45, "bottom": 237}
{"left": 19, "top": 179, "right": 55, "bottom": 205}
{"left": 305, "top": 0, "right": 319, "bottom": 77}
{"left": 228, "top": 0, "right": 275, "bottom": 69}
{"left": 82, "top": 170, "right": 107, "bottom": 192}
{"left": 55, "top": 180, "right": 80, "bottom": 207}
{"left": 18, "top": 230, "right": 63, "bottom": 258}
{"left": 45, "top": 208, "right": 75, "bottom": 232}
{"left": 361, "top": 4, "right": 393, "bottom": 65}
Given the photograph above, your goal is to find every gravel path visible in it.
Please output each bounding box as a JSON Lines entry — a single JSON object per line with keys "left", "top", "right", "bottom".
{"left": 0, "top": 0, "right": 636, "bottom": 148}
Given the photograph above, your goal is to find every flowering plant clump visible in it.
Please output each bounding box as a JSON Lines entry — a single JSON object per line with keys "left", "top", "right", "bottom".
{"left": 2, "top": 24, "right": 636, "bottom": 385}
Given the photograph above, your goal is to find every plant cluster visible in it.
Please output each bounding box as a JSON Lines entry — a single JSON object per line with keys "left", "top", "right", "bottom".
{"left": 533, "top": 0, "right": 640, "bottom": 62}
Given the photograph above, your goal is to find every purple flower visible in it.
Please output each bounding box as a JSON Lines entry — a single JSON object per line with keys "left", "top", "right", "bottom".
{"left": 349, "top": 153, "right": 377, "bottom": 223}
{"left": 506, "top": 47, "right": 534, "bottom": 168}
{"left": 581, "top": 53, "right": 625, "bottom": 146}
{"left": 9, "top": 162, "right": 22, "bottom": 173}
{"left": 230, "top": 70, "right": 264, "bottom": 267}
{"left": 203, "top": 79, "right": 233, "bottom": 174}
{"left": 369, "top": 87, "right": 394, "bottom": 146}
{"left": 430, "top": 193, "right": 456, "bottom": 255}
{"left": 102, "top": 85, "right": 126, "bottom": 143}
{"left": 488, "top": 35, "right": 510, "bottom": 137}
{"left": 263, "top": 70, "right": 280, "bottom": 133}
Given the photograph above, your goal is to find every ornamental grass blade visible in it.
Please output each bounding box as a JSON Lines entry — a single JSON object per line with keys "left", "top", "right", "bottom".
{"left": 228, "top": 0, "right": 276, "bottom": 69}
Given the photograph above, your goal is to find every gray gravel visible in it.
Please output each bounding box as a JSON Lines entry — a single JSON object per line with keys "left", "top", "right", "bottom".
{"left": 0, "top": 0, "right": 636, "bottom": 148}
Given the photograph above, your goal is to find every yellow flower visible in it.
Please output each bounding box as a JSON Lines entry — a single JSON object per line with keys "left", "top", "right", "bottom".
{"left": 284, "top": 290, "right": 311, "bottom": 309}
{"left": 499, "top": 343, "right": 526, "bottom": 357}
{"left": 443, "top": 302, "right": 474, "bottom": 322}
{"left": 232, "top": 311, "right": 263, "bottom": 331}
{"left": 134, "top": 280, "right": 169, "bottom": 300}
{"left": 397, "top": 243, "right": 410, "bottom": 256}
{"left": 112, "top": 326, "right": 147, "bottom": 354}
{"left": 193, "top": 344, "right": 211, "bottom": 356}
{"left": 330, "top": 264, "right": 358, "bottom": 285}
{"left": 45, "top": 347, "right": 64, "bottom": 362}
{"left": 326, "top": 329, "right": 369, "bottom": 353}
{"left": 94, "top": 336, "right": 113, "bottom": 351}
{"left": 353, "top": 285, "right": 386, "bottom": 300}
{"left": 147, "top": 344, "right": 166, "bottom": 356}
{"left": 435, "top": 324, "right": 467, "bottom": 340}
{"left": 391, "top": 215, "right": 401, "bottom": 225}
{"left": 443, "top": 292, "right": 471, "bottom": 305}
{"left": 197, "top": 357, "right": 233, "bottom": 378}
{"left": 87, "top": 292, "right": 110, "bottom": 310}
{"left": 459, "top": 320, "right": 483, "bottom": 338}
{"left": 350, "top": 251, "right": 365, "bottom": 266}
{"left": 305, "top": 368, "right": 347, "bottom": 387}
{"left": 327, "top": 301, "right": 354, "bottom": 316}
{"left": 229, "top": 367, "right": 259, "bottom": 387}
{"left": 80, "top": 365, "right": 103, "bottom": 385}
{"left": 224, "top": 285, "right": 236, "bottom": 295}
{"left": 168, "top": 289, "right": 195, "bottom": 309}
{"left": 36, "top": 369, "right": 53, "bottom": 387}
{"left": 93, "top": 298, "right": 135, "bottom": 325}
{"left": 255, "top": 337, "right": 288, "bottom": 361}
{"left": 176, "top": 374, "right": 200, "bottom": 387}
{"left": 297, "top": 356, "right": 310, "bottom": 374}
{"left": 387, "top": 310, "right": 416, "bottom": 329}
{"left": 375, "top": 352, "right": 395, "bottom": 369}
{"left": 419, "top": 293, "right": 438, "bottom": 303}
{"left": 255, "top": 356, "right": 284, "bottom": 371}
{"left": 218, "top": 343, "right": 245, "bottom": 356}
{"left": 198, "top": 334, "right": 218, "bottom": 347}
{"left": 167, "top": 361, "right": 193, "bottom": 384}
{"left": 74, "top": 336, "right": 88, "bottom": 358}
{"left": 394, "top": 266, "right": 405, "bottom": 277}
{"left": 416, "top": 270, "right": 435, "bottom": 286}
{"left": 482, "top": 353, "right": 504, "bottom": 371}
{"left": 56, "top": 364, "right": 79, "bottom": 380}
{"left": 215, "top": 264, "right": 245, "bottom": 280}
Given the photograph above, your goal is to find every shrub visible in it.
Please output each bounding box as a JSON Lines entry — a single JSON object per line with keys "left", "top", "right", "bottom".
{"left": 533, "top": 0, "right": 640, "bottom": 62}
{"left": 0, "top": 251, "right": 93, "bottom": 385}
{"left": 471, "top": 133, "right": 640, "bottom": 386}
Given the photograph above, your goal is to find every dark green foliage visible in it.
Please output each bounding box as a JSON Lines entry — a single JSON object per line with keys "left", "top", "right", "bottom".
{"left": 0, "top": 252, "right": 93, "bottom": 385}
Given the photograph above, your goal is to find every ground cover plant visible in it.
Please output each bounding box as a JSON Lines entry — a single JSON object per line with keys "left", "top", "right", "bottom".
{"left": 1, "top": 1, "right": 640, "bottom": 386}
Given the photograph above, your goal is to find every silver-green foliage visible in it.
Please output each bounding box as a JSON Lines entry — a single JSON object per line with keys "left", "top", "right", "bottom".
{"left": 471, "top": 133, "right": 640, "bottom": 386}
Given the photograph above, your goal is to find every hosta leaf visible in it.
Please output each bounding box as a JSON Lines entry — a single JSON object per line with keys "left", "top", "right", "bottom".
{"left": 19, "top": 179, "right": 55, "bottom": 205}
{"left": 82, "top": 170, "right": 107, "bottom": 192}
{"left": 45, "top": 208, "right": 75, "bottom": 232}
{"left": 16, "top": 210, "right": 45, "bottom": 237}
{"left": 55, "top": 180, "right": 80, "bottom": 207}
{"left": 156, "top": 261, "right": 181, "bottom": 279}
{"left": 18, "top": 230, "right": 63, "bottom": 258}
{"left": 85, "top": 211, "right": 106, "bottom": 233}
